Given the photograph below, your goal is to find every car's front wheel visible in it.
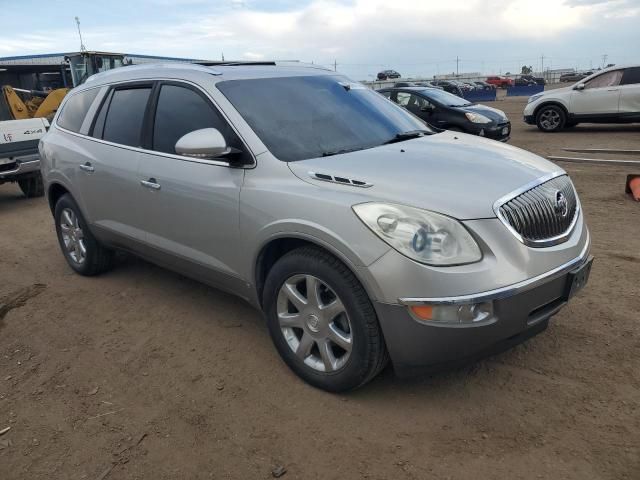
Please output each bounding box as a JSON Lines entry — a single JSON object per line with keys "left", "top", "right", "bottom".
{"left": 54, "top": 194, "right": 114, "bottom": 276}
{"left": 263, "top": 246, "right": 388, "bottom": 392}
{"left": 536, "top": 105, "right": 566, "bottom": 132}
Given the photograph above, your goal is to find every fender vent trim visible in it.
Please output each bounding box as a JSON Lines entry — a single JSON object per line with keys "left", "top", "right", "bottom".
{"left": 308, "top": 171, "right": 373, "bottom": 188}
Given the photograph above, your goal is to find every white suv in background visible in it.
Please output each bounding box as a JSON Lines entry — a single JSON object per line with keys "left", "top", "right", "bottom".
{"left": 524, "top": 65, "right": 640, "bottom": 132}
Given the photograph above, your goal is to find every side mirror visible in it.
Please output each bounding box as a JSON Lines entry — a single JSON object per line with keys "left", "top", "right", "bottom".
{"left": 574, "top": 83, "right": 585, "bottom": 91}
{"left": 175, "top": 128, "right": 232, "bottom": 159}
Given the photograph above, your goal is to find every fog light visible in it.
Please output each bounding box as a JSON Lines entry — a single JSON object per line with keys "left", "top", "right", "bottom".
{"left": 408, "top": 302, "right": 493, "bottom": 324}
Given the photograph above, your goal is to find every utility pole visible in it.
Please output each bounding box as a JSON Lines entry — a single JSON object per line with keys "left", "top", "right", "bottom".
{"left": 540, "top": 54, "right": 545, "bottom": 75}
{"left": 221, "top": 52, "right": 225, "bottom": 61}
{"left": 601, "top": 54, "right": 608, "bottom": 68}
{"left": 75, "top": 16, "right": 86, "bottom": 52}
{"left": 333, "top": 59, "right": 337, "bottom": 72}
{"left": 456, "top": 56, "right": 459, "bottom": 76}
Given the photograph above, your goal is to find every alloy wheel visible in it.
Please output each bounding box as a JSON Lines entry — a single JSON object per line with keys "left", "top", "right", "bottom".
{"left": 59, "top": 208, "right": 87, "bottom": 264}
{"left": 277, "top": 274, "right": 352, "bottom": 373}
{"left": 539, "top": 109, "right": 561, "bottom": 130}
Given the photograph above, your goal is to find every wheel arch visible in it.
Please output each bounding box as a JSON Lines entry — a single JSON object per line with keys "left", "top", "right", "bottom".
{"left": 533, "top": 100, "right": 570, "bottom": 120}
{"left": 253, "top": 233, "right": 380, "bottom": 309}
{"left": 47, "top": 182, "right": 70, "bottom": 214}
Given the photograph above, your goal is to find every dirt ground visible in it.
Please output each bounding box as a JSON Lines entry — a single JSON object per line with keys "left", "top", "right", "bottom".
{"left": 1, "top": 95, "right": 639, "bottom": 480}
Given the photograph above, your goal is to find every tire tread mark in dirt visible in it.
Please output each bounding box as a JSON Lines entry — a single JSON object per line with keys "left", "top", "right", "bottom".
{"left": 0, "top": 283, "right": 47, "bottom": 329}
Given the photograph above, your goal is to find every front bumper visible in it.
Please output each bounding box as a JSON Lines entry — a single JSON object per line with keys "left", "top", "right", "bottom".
{"left": 468, "top": 122, "right": 511, "bottom": 141}
{"left": 0, "top": 154, "right": 41, "bottom": 180}
{"left": 523, "top": 101, "right": 537, "bottom": 124}
{"left": 373, "top": 246, "right": 592, "bottom": 377}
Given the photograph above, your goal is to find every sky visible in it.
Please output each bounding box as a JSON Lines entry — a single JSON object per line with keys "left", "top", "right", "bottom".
{"left": 0, "top": 0, "right": 639, "bottom": 79}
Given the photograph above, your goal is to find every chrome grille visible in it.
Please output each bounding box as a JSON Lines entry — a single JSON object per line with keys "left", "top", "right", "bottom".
{"left": 496, "top": 174, "right": 578, "bottom": 247}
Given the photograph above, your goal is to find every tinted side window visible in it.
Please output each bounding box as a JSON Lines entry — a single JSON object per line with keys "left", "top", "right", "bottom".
{"left": 585, "top": 70, "right": 623, "bottom": 89}
{"left": 102, "top": 87, "right": 151, "bottom": 147}
{"left": 57, "top": 88, "right": 99, "bottom": 132}
{"left": 90, "top": 89, "right": 112, "bottom": 139}
{"left": 152, "top": 84, "right": 230, "bottom": 155}
{"left": 621, "top": 67, "right": 640, "bottom": 85}
{"left": 379, "top": 91, "right": 391, "bottom": 99}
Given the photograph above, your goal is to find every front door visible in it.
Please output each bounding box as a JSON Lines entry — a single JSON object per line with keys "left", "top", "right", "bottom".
{"left": 571, "top": 70, "right": 623, "bottom": 116}
{"left": 137, "top": 82, "right": 249, "bottom": 289}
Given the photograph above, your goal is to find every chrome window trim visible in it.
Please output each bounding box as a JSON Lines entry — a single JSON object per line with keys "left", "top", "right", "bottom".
{"left": 399, "top": 230, "right": 590, "bottom": 306}
{"left": 53, "top": 77, "right": 257, "bottom": 169}
{"left": 492, "top": 171, "right": 581, "bottom": 248}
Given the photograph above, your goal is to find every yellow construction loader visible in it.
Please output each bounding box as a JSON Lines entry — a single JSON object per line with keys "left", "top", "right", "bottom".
{"left": 1, "top": 51, "right": 126, "bottom": 121}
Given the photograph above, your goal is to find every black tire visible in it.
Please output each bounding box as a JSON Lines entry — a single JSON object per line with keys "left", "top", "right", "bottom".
{"left": 263, "top": 246, "right": 388, "bottom": 392}
{"left": 18, "top": 174, "right": 44, "bottom": 198}
{"left": 535, "top": 105, "right": 566, "bottom": 132}
{"left": 54, "top": 194, "right": 114, "bottom": 276}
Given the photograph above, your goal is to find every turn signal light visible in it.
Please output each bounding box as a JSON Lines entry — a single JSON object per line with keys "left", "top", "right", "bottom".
{"left": 408, "top": 302, "right": 494, "bottom": 325}
{"left": 409, "top": 305, "right": 434, "bottom": 320}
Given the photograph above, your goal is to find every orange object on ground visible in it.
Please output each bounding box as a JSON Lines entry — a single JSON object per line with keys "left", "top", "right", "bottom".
{"left": 626, "top": 175, "right": 640, "bottom": 201}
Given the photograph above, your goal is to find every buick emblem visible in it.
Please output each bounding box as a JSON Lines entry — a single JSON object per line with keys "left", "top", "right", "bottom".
{"left": 554, "top": 191, "right": 568, "bottom": 217}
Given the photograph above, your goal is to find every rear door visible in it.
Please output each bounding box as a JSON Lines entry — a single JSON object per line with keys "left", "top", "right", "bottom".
{"left": 618, "top": 67, "right": 640, "bottom": 117}
{"left": 136, "top": 81, "right": 248, "bottom": 288}
{"left": 571, "top": 70, "right": 623, "bottom": 115}
{"left": 77, "top": 83, "right": 152, "bottom": 245}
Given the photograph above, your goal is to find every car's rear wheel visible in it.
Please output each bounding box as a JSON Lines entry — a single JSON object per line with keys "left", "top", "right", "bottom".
{"left": 54, "top": 194, "right": 114, "bottom": 276}
{"left": 263, "top": 246, "right": 388, "bottom": 392}
{"left": 18, "top": 174, "right": 44, "bottom": 198}
{"left": 536, "top": 105, "right": 566, "bottom": 132}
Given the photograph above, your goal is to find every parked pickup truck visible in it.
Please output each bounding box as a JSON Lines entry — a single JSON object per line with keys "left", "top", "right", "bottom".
{"left": 0, "top": 117, "right": 48, "bottom": 197}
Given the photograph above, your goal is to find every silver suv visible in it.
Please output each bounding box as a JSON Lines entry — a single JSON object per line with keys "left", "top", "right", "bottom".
{"left": 39, "top": 63, "right": 592, "bottom": 391}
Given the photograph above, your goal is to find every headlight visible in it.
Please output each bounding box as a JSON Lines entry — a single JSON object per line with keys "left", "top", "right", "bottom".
{"left": 352, "top": 203, "right": 482, "bottom": 266}
{"left": 527, "top": 93, "right": 543, "bottom": 104}
{"left": 464, "top": 112, "right": 492, "bottom": 124}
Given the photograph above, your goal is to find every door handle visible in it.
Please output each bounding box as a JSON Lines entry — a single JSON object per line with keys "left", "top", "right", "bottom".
{"left": 79, "top": 162, "right": 94, "bottom": 173}
{"left": 140, "top": 178, "right": 161, "bottom": 190}
{"left": 607, "top": 89, "right": 619, "bottom": 92}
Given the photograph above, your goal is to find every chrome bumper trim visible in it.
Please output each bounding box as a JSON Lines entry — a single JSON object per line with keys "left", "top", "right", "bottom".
{"left": 0, "top": 155, "right": 40, "bottom": 178}
{"left": 399, "top": 230, "right": 590, "bottom": 306}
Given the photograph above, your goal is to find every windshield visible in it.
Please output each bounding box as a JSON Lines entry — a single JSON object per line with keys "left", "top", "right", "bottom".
{"left": 420, "top": 88, "right": 472, "bottom": 107}
{"left": 217, "top": 75, "right": 431, "bottom": 162}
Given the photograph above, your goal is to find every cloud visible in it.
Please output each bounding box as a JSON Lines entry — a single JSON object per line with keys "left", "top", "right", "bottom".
{"left": 0, "top": 0, "right": 638, "bottom": 78}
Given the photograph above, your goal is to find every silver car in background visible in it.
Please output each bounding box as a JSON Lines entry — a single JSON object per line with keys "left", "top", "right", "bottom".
{"left": 39, "top": 63, "right": 592, "bottom": 392}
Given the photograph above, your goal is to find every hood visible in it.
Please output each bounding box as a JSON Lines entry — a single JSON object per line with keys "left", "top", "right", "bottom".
{"left": 288, "top": 131, "right": 562, "bottom": 219}
{"left": 457, "top": 103, "right": 508, "bottom": 122}
{"left": 538, "top": 86, "right": 573, "bottom": 98}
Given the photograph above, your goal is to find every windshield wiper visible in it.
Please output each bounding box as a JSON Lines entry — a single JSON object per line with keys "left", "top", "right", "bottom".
{"left": 382, "top": 130, "right": 430, "bottom": 145}
{"left": 321, "top": 146, "right": 365, "bottom": 157}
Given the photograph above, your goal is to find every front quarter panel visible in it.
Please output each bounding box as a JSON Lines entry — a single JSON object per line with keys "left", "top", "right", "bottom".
{"left": 525, "top": 89, "right": 573, "bottom": 117}
{"left": 239, "top": 153, "right": 391, "bottom": 303}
